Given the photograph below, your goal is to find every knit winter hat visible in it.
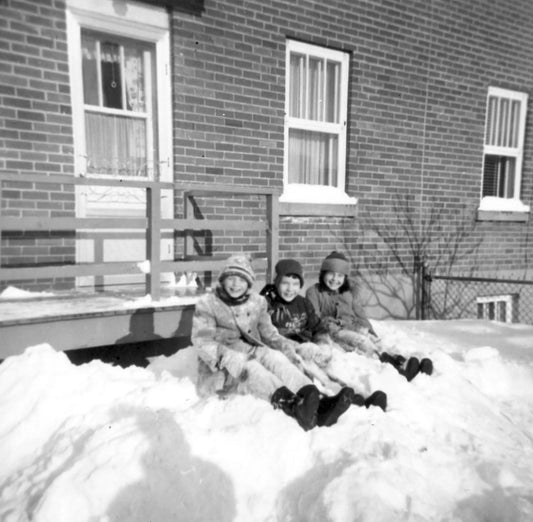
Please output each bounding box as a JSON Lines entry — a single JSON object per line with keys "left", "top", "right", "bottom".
{"left": 320, "top": 251, "right": 350, "bottom": 275}
{"left": 274, "top": 259, "right": 304, "bottom": 286}
{"left": 218, "top": 254, "right": 255, "bottom": 288}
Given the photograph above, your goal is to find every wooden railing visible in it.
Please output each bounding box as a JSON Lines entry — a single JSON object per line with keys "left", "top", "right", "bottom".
{"left": 0, "top": 173, "right": 280, "bottom": 300}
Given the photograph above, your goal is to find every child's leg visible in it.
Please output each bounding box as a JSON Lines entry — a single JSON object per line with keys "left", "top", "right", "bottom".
{"left": 297, "top": 341, "right": 332, "bottom": 368}
{"left": 236, "top": 359, "right": 283, "bottom": 401}
{"left": 332, "top": 329, "right": 380, "bottom": 357}
{"left": 254, "top": 346, "right": 312, "bottom": 394}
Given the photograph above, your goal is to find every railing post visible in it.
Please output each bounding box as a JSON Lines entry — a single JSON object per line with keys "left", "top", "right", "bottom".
{"left": 183, "top": 191, "right": 194, "bottom": 258}
{"left": 266, "top": 193, "right": 279, "bottom": 284}
{"left": 146, "top": 184, "right": 161, "bottom": 300}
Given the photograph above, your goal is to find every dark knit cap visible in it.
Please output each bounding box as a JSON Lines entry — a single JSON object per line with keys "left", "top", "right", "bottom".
{"left": 320, "top": 251, "right": 350, "bottom": 275}
{"left": 218, "top": 254, "right": 255, "bottom": 288}
{"left": 275, "top": 259, "right": 304, "bottom": 286}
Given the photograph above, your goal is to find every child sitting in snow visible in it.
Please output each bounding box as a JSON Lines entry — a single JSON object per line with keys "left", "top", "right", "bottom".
{"left": 191, "top": 254, "right": 364, "bottom": 430}
{"left": 261, "top": 258, "right": 387, "bottom": 411}
{"left": 306, "top": 251, "right": 434, "bottom": 382}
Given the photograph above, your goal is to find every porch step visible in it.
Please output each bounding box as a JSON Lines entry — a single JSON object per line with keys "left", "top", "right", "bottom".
{"left": 0, "top": 288, "right": 201, "bottom": 359}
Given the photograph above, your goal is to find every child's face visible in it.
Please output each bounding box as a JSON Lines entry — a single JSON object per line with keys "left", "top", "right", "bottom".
{"left": 276, "top": 275, "right": 301, "bottom": 302}
{"left": 323, "top": 271, "right": 345, "bottom": 291}
{"left": 222, "top": 275, "right": 249, "bottom": 298}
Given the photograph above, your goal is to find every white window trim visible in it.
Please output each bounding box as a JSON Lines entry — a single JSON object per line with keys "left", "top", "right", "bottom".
{"left": 282, "top": 40, "right": 353, "bottom": 206}
{"left": 66, "top": 0, "right": 172, "bottom": 186}
{"left": 479, "top": 87, "right": 529, "bottom": 213}
{"left": 477, "top": 294, "right": 515, "bottom": 323}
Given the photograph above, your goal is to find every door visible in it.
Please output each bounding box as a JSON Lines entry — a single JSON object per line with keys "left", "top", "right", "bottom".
{"left": 67, "top": 1, "right": 173, "bottom": 290}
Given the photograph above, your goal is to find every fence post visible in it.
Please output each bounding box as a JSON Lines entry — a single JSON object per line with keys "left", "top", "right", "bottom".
{"left": 414, "top": 254, "right": 422, "bottom": 319}
{"left": 265, "top": 193, "right": 279, "bottom": 284}
{"left": 146, "top": 184, "right": 161, "bottom": 301}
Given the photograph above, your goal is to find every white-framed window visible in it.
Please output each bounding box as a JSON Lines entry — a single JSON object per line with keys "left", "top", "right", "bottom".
{"left": 66, "top": 0, "right": 172, "bottom": 182}
{"left": 481, "top": 87, "right": 528, "bottom": 207}
{"left": 476, "top": 294, "right": 517, "bottom": 323}
{"left": 282, "top": 40, "right": 353, "bottom": 205}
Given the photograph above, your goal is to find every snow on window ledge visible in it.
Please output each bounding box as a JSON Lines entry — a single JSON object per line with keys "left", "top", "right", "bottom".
{"left": 279, "top": 184, "right": 358, "bottom": 216}
{"left": 477, "top": 197, "right": 530, "bottom": 222}
{"left": 279, "top": 183, "right": 357, "bottom": 205}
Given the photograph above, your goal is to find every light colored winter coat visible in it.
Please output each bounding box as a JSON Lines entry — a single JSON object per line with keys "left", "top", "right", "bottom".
{"left": 306, "top": 279, "right": 375, "bottom": 336}
{"left": 191, "top": 290, "right": 309, "bottom": 399}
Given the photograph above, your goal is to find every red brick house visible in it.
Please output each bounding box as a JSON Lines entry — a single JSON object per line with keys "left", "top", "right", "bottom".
{"left": 1, "top": 0, "right": 532, "bottom": 320}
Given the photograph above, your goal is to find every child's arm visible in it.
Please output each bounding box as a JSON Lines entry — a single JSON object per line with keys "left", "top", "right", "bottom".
{"left": 191, "top": 297, "right": 247, "bottom": 379}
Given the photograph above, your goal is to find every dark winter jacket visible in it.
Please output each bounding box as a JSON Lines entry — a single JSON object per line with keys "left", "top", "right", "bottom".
{"left": 261, "top": 284, "right": 329, "bottom": 344}
{"left": 305, "top": 279, "right": 376, "bottom": 336}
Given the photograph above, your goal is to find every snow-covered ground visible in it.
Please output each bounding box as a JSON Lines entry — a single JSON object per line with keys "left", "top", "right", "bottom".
{"left": 1, "top": 319, "right": 532, "bottom": 522}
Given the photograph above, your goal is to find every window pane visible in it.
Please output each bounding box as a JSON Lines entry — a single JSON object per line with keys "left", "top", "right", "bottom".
{"left": 510, "top": 100, "right": 520, "bottom": 148}
{"left": 497, "top": 302, "right": 507, "bottom": 322}
{"left": 482, "top": 155, "right": 515, "bottom": 198}
{"left": 325, "top": 61, "right": 340, "bottom": 123}
{"left": 486, "top": 96, "right": 497, "bottom": 145}
{"left": 477, "top": 303, "right": 484, "bottom": 319}
{"left": 85, "top": 112, "right": 147, "bottom": 177}
{"left": 124, "top": 45, "right": 146, "bottom": 112}
{"left": 308, "top": 57, "right": 323, "bottom": 121}
{"left": 500, "top": 98, "right": 509, "bottom": 146}
{"left": 288, "top": 129, "right": 338, "bottom": 186}
{"left": 81, "top": 33, "right": 99, "bottom": 106}
{"left": 289, "top": 53, "right": 305, "bottom": 118}
{"left": 100, "top": 41, "right": 122, "bottom": 109}
{"left": 488, "top": 302, "right": 495, "bottom": 320}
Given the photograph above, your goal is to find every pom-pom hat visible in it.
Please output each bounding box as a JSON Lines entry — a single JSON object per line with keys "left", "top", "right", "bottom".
{"left": 320, "top": 251, "right": 350, "bottom": 275}
{"left": 218, "top": 254, "right": 255, "bottom": 288}
{"left": 274, "top": 259, "right": 304, "bottom": 286}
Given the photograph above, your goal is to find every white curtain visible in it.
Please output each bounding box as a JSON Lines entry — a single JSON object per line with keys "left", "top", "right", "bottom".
{"left": 85, "top": 113, "right": 147, "bottom": 177}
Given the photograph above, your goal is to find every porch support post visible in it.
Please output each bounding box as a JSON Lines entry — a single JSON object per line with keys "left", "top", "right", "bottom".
{"left": 266, "top": 193, "right": 279, "bottom": 284}
{"left": 146, "top": 184, "right": 161, "bottom": 300}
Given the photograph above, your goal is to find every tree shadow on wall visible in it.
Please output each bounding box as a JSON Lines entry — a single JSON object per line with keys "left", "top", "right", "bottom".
{"left": 334, "top": 194, "right": 482, "bottom": 319}
{"left": 104, "top": 406, "right": 236, "bottom": 522}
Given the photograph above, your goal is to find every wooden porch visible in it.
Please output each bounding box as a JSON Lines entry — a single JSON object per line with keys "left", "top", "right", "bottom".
{"left": 0, "top": 174, "right": 278, "bottom": 359}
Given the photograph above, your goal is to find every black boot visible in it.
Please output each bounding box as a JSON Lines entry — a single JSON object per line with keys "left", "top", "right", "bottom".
{"left": 272, "top": 385, "right": 320, "bottom": 431}
{"left": 402, "top": 357, "right": 420, "bottom": 382}
{"left": 293, "top": 384, "right": 320, "bottom": 431}
{"left": 364, "top": 390, "right": 387, "bottom": 411}
{"left": 379, "top": 352, "right": 406, "bottom": 370}
{"left": 271, "top": 386, "right": 295, "bottom": 416}
{"left": 350, "top": 392, "right": 366, "bottom": 407}
{"left": 420, "top": 358, "right": 433, "bottom": 376}
{"left": 316, "top": 387, "right": 354, "bottom": 427}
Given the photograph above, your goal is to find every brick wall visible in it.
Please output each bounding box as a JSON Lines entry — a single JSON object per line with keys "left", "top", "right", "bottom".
{"left": 0, "top": 0, "right": 75, "bottom": 286}
{"left": 171, "top": 0, "right": 533, "bottom": 287}
{"left": 1, "top": 0, "right": 533, "bottom": 301}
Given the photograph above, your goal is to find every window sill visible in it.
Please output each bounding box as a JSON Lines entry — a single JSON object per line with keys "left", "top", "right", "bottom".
{"left": 476, "top": 210, "right": 529, "bottom": 222}
{"left": 279, "top": 201, "right": 357, "bottom": 217}
{"left": 279, "top": 184, "right": 358, "bottom": 216}
{"left": 477, "top": 197, "right": 530, "bottom": 222}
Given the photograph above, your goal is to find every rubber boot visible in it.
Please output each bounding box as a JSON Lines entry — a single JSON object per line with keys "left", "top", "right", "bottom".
{"left": 293, "top": 384, "right": 320, "bottom": 431}
{"left": 316, "top": 387, "right": 354, "bottom": 427}
{"left": 400, "top": 357, "right": 420, "bottom": 382}
{"left": 420, "top": 358, "right": 434, "bottom": 376}
{"left": 364, "top": 390, "right": 387, "bottom": 411}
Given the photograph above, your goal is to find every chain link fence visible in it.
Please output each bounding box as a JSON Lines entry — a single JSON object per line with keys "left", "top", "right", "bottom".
{"left": 421, "top": 274, "right": 533, "bottom": 325}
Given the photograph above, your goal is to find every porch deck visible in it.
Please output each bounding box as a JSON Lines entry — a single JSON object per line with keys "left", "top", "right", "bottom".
{"left": 0, "top": 286, "right": 200, "bottom": 360}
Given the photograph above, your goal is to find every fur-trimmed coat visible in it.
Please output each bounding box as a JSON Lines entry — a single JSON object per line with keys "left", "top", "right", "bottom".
{"left": 191, "top": 290, "right": 298, "bottom": 390}
{"left": 306, "top": 279, "right": 376, "bottom": 336}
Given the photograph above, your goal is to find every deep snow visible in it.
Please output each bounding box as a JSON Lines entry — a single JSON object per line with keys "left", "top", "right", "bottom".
{"left": 1, "top": 318, "right": 533, "bottom": 522}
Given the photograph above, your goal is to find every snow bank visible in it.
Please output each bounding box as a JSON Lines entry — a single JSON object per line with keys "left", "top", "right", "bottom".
{"left": 1, "top": 320, "right": 533, "bottom": 522}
